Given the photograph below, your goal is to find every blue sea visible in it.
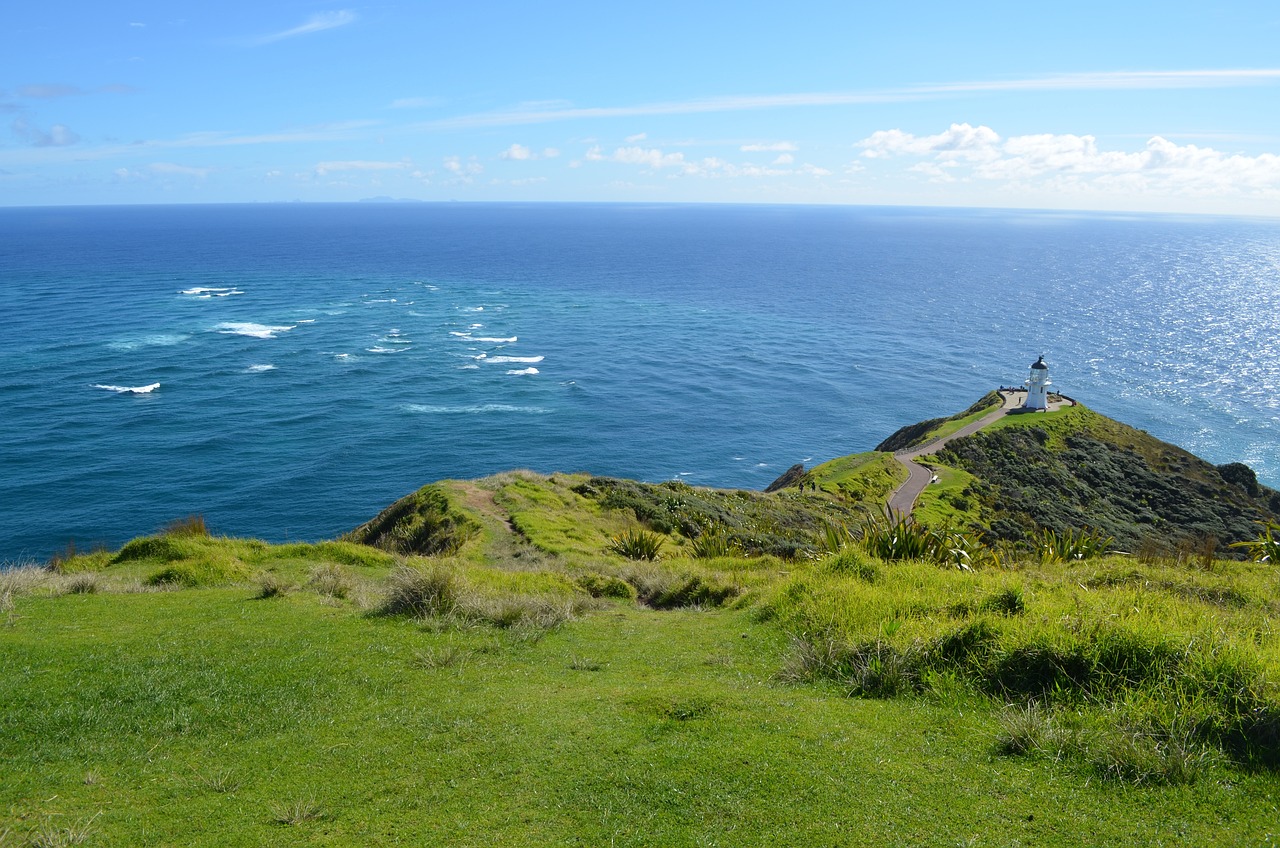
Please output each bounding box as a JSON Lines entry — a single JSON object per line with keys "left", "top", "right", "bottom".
{"left": 2, "top": 203, "right": 1278, "bottom": 559}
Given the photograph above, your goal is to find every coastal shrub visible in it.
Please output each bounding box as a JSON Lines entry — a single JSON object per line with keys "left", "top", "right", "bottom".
{"left": 823, "top": 547, "right": 879, "bottom": 582}
{"left": 1231, "top": 521, "right": 1280, "bottom": 563}
{"left": 114, "top": 535, "right": 190, "bottom": 564}
{"left": 345, "top": 485, "right": 478, "bottom": 556}
{"left": 161, "top": 514, "right": 209, "bottom": 538}
{"left": 58, "top": 572, "right": 99, "bottom": 595}
{"left": 1, "top": 564, "right": 50, "bottom": 603}
{"left": 608, "top": 529, "right": 665, "bottom": 561}
{"left": 575, "top": 571, "right": 637, "bottom": 601}
{"left": 269, "top": 541, "right": 395, "bottom": 569}
{"left": 254, "top": 573, "right": 291, "bottom": 599}
{"left": 306, "top": 563, "right": 354, "bottom": 599}
{"left": 378, "top": 563, "right": 461, "bottom": 617}
{"left": 857, "top": 508, "right": 995, "bottom": 569}
{"left": 618, "top": 563, "right": 740, "bottom": 609}
{"left": 1036, "top": 526, "right": 1114, "bottom": 563}
{"left": 145, "top": 559, "right": 253, "bottom": 587}
{"left": 689, "top": 525, "right": 739, "bottom": 559}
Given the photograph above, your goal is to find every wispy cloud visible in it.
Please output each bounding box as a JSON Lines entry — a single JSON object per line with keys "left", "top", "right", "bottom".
{"left": 314, "top": 159, "right": 409, "bottom": 176}
{"left": 15, "top": 83, "right": 137, "bottom": 98}
{"left": 418, "top": 69, "right": 1280, "bottom": 131}
{"left": 585, "top": 145, "right": 831, "bottom": 179}
{"left": 148, "top": 162, "right": 212, "bottom": 178}
{"left": 389, "top": 96, "right": 443, "bottom": 110}
{"left": 741, "top": 141, "right": 798, "bottom": 152}
{"left": 253, "top": 10, "right": 357, "bottom": 45}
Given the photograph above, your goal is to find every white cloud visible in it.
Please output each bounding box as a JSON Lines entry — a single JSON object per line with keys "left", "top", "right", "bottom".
{"left": 741, "top": 141, "right": 798, "bottom": 152}
{"left": 12, "top": 118, "right": 79, "bottom": 147}
{"left": 149, "top": 162, "right": 211, "bottom": 177}
{"left": 389, "top": 96, "right": 442, "bottom": 110}
{"left": 499, "top": 143, "right": 562, "bottom": 161}
{"left": 254, "top": 10, "right": 357, "bottom": 45}
{"left": 314, "top": 159, "right": 408, "bottom": 176}
{"left": 585, "top": 145, "right": 834, "bottom": 180}
{"left": 625, "top": 132, "right": 647, "bottom": 143}
{"left": 443, "top": 155, "right": 483, "bottom": 181}
{"left": 856, "top": 123, "right": 1280, "bottom": 198}
{"left": 858, "top": 123, "right": 1001, "bottom": 162}
{"left": 587, "top": 145, "right": 690, "bottom": 171}
{"left": 772, "top": 153, "right": 794, "bottom": 165}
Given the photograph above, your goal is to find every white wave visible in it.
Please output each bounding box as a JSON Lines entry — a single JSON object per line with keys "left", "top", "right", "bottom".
{"left": 506, "top": 367, "right": 539, "bottom": 376}
{"left": 469, "top": 323, "right": 484, "bottom": 329}
{"left": 367, "top": 346, "right": 409, "bottom": 353}
{"left": 334, "top": 353, "right": 351, "bottom": 359}
{"left": 459, "top": 364, "right": 480, "bottom": 370}
{"left": 449, "top": 332, "right": 518, "bottom": 343}
{"left": 472, "top": 353, "right": 488, "bottom": 360}
{"left": 94, "top": 382, "right": 160, "bottom": 394}
{"left": 215, "top": 322, "right": 296, "bottom": 339}
{"left": 108, "top": 334, "right": 189, "bottom": 351}
{"left": 181, "top": 286, "right": 239, "bottom": 296}
{"left": 297, "top": 318, "right": 316, "bottom": 324}
{"left": 486, "top": 355, "right": 544, "bottom": 364}
{"left": 401, "top": 403, "right": 550, "bottom": 414}
{"left": 246, "top": 364, "right": 276, "bottom": 372}
{"left": 463, "top": 306, "right": 485, "bottom": 312}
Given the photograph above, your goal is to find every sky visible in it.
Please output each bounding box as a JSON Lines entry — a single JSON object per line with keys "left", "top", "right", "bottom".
{"left": 3, "top": 1, "right": 1280, "bottom": 215}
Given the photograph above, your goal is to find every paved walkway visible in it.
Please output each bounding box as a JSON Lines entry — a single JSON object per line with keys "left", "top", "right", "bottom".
{"left": 886, "top": 390, "right": 1028, "bottom": 516}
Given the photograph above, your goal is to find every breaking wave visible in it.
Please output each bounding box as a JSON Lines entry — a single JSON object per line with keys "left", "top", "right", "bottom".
{"left": 215, "top": 322, "right": 296, "bottom": 339}
{"left": 93, "top": 383, "right": 160, "bottom": 394}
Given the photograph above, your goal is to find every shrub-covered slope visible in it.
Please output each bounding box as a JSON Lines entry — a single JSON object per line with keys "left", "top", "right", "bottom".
{"left": 931, "top": 403, "right": 1280, "bottom": 552}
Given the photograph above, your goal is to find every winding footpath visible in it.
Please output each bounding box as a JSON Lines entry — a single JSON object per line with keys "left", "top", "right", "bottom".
{"left": 886, "top": 389, "right": 1027, "bottom": 516}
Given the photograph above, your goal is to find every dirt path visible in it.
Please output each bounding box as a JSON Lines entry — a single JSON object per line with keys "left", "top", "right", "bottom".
{"left": 886, "top": 390, "right": 1025, "bottom": 516}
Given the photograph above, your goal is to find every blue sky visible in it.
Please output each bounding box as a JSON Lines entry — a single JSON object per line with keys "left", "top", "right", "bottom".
{"left": 4, "top": 1, "right": 1280, "bottom": 214}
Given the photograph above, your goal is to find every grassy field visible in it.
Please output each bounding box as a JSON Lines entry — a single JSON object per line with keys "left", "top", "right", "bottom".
{"left": 4, "top": 481, "right": 1280, "bottom": 846}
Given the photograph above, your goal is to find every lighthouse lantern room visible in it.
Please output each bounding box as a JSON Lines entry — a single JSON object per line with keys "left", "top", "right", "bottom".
{"left": 1024, "top": 355, "right": 1051, "bottom": 410}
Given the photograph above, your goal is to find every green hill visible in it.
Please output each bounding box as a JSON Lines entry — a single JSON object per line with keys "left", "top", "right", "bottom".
{"left": 4, "top": 397, "right": 1280, "bottom": 845}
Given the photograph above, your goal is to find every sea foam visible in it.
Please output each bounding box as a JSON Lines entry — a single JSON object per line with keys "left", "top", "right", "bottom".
{"left": 215, "top": 322, "right": 296, "bottom": 339}
{"left": 93, "top": 383, "right": 160, "bottom": 394}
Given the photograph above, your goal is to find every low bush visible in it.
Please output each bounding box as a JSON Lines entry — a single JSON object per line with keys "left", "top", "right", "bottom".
{"left": 378, "top": 564, "right": 461, "bottom": 617}
{"left": 608, "top": 529, "right": 665, "bottom": 561}
{"left": 575, "top": 572, "right": 637, "bottom": 601}
{"left": 145, "top": 559, "right": 253, "bottom": 587}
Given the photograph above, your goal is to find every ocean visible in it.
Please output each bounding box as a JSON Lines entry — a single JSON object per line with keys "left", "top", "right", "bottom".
{"left": 2, "top": 202, "right": 1277, "bottom": 560}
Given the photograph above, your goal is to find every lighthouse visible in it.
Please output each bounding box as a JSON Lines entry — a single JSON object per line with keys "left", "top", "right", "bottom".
{"left": 1024, "top": 355, "right": 1051, "bottom": 410}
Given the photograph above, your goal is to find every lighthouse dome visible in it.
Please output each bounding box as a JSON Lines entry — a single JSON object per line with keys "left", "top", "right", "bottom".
{"left": 1030, "top": 356, "right": 1048, "bottom": 370}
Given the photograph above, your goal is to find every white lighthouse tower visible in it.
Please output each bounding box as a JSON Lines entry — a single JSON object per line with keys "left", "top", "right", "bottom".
{"left": 1023, "top": 355, "right": 1051, "bottom": 410}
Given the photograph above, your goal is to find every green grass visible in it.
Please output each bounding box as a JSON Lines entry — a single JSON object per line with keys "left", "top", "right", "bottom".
{"left": 4, "top": 569, "right": 1278, "bottom": 846}
{"left": 908, "top": 463, "right": 982, "bottom": 529}
{"left": 807, "top": 451, "right": 905, "bottom": 503}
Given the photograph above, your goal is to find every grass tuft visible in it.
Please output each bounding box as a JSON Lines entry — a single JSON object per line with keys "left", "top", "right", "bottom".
{"left": 378, "top": 564, "right": 461, "bottom": 617}
{"left": 254, "top": 573, "right": 291, "bottom": 599}
{"left": 306, "top": 563, "right": 354, "bottom": 599}
{"left": 270, "top": 797, "right": 324, "bottom": 826}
